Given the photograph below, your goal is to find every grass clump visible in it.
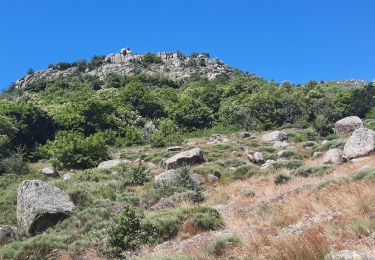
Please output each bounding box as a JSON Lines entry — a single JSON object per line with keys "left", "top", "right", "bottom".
{"left": 349, "top": 167, "right": 375, "bottom": 181}
{"left": 295, "top": 165, "right": 332, "bottom": 177}
{"left": 274, "top": 173, "right": 291, "bottom": 185}
{"left": 271, "top": 160, "right": 303, "bottom": 170}
{"left": 314, "top": 138, "right": 346, "bottom": 152}
{"left": 232, "top": 164, "right": 260, "bottom": 180}
{"left": 207, "top": 234, "right": 242, "bottom": 256}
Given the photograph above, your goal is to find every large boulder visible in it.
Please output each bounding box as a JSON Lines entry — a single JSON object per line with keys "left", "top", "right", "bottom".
{"left": 0, "top": 225, "right": 18, "bottom": 244}
{"left": 17, "top": 180, "right": 74, "bottom": 236}
{"left": 323, "top": 148, "right": 343, "bottom": 165}
{"left": 261, "top": 131, "right": 287, "bottom": 142}
{"left": 41, "top": 167, "right": 59, "bottom": 178}
{"left": 97, "top": 159, "right": 130, "bottom": 169}
{"left": 155, "top": 170, "right": 178, "bottom": 186}
{"left": 163, "top": 148, "right": 204, "bottom": 169}
{"left": 343, "top": 128, "right": 375, "bottom": 160}
{"left": 335, "top": 116, "right": 364, "bottom": 137}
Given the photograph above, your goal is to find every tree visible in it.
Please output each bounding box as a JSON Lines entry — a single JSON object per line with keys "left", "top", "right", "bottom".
{"left": 174, "top": 97, "right": 213, "bottom": 130}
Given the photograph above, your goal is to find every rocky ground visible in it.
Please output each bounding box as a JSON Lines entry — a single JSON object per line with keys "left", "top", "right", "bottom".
{"left": 2, "top": 116, "right": 375, "bottom": 259}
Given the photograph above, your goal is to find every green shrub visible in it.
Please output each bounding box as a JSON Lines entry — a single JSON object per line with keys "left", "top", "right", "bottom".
{"left": 274, "top": 173, "right": 291, "bottom": 185}
{"left": 207, "top": 235, "right": 241, "bottom": 256}
{"left": 314, "top": 139, "right": 346, "bottom": 152}
{"left": 108, "top": 205, "right": 150, "bottom": 253}
{"left": 189, "top": 207, "right": 223, "bottom": 231}
{"left": 295, "top": 165, "right": 332, "bottom": 177}
{"left": 0, "top": 150, "right": 30, "bottom": 175}
{"left": 350, "top": 168, "right": 375, "bottom": 181}
{"left": 46, "top": 131, "right": 109, "bottom": 169}
{"left": 142, "top": 52, "right": 162, "bottom": 65}
{"left": 232, "top": 164, "right": 260, "bottom": 180}
{"left": 271, "top": 160, "right": 303, "bottom": 170}
{"left": 150, "top": 119, "right": 182, "bottom": 148}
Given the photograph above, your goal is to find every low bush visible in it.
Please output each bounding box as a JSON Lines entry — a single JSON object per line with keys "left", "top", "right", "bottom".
{"left": 349, "top": 168, "right": 375, "bottom": 181}
{"left": 274, "top": 173, "right": 291, "bottom": 185}
{"left": 207, "top": 234, "right": 242, "bottom": 256}
{"left": 232, "top": 164, "right": 260, "bottom": 180}
{"left": 0, "top": 150, "right": 30, "bottom": 175}
{"left": 294, "top": 165, "right": 332, "bottom": 177}
{"left": 314, "top": 139, "right": 346, "bottom": 152}
{"left": 189, "top": 207, "right": 223, "bottom": 231}
{"left": 271, "top": 160, "right": 303, "bottom": 170}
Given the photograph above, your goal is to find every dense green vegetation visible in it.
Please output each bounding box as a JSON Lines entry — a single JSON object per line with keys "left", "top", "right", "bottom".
{"left": 2, "top": 70, "right": 375, "bottom": 169}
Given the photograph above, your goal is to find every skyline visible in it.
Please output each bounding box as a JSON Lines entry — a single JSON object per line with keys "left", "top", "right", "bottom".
{"left": 1, "top": 0, "right": 374, "bottom": 89}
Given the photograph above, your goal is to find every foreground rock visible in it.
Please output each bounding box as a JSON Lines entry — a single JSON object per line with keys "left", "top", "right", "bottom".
{"left": 273, "top": 140, "right": 289, "bottom": 149}
{"left": 41, "top": 167, "right": 59, "bottom": 178}
{"left": 97, "top": 159, "right": 130, "bottom": 169}
{"left": 343, "top": 128, "right": 375, "bottom": 159}
{"left": 261, "top": 131, "right": 287, "bottom": 142}
{"left": 323, "top": 148, "right": 343, "bottom": 165}
{"left": 0, "top": 225, "right": 18, "bottom": 244}
{"left": 163, "top": 148, "right": 204, "bottom": 169}
{"left": 325, "top": 250, "right": 371, "bottom": 260}
{"left": 335, "top": 116, "right": 364, "bottom": 137}
{"left": 17, "top": 180, "right": 75, "bottom": 236}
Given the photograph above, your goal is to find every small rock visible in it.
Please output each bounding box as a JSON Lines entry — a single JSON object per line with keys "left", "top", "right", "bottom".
{"left": 254, "top": 152, "right": 265, "bottom": 164}
{"left": 242, "top": 132, "right": 252, "bottom": 138}
{"left": 190, "top": 174, "right": 204, "bottom": 185}
{"left": 41, "top": 167, "right": 59, "bottom": 178}
{"left": 155, "top": 170, "right": 178, "bottom": 186}
{"left": 167, "top": 146, "right": 183, "bottom": 152}
{"left": 207, "top": 174, "right": 219, "bottom": 184}
{"left": 313, "top": 152, "right": 324, "bottom": 159}
{"left": 273, "top": 141, "right": 289, "bottom": 149}
{"left": 261, "top": 131, "right": 288, "bottom": 142}
{"left": 0, "top": 225, "right": 18, "bottom": 244}
{"left": 261, "top": 160, "right": 276, "bottom": 171}
{"left": 321, "top": 140, "right": 329, "bottom": 145}
{"left": 62, "top": 172, "right": 75, "bottom": 181}
{"left": 323, "top": 148, "right": 343, "bottom": 165}
{"left": 208, "top": 134, "right": 229, "bottom": 144}
{"left": 97, "top": 159, "right": 130, "bottom": 169}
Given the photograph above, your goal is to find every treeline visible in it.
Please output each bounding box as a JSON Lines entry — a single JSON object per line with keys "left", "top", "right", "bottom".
{"left": 1, "top": 71, "right": 375, "bottom": 169}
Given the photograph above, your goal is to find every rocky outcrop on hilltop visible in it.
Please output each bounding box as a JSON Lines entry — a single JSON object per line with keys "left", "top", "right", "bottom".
{"left": 14, "top": 48, "right": 235, "bottom": 89}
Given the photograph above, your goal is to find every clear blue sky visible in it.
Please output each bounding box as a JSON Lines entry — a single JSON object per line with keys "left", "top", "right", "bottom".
{"left": 1, "top": 0, "right": 374, "bottom": 89}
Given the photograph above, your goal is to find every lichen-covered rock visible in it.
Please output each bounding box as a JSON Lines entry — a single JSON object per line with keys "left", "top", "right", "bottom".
{"left": 260, "top": 160, "right": 276, "bottom": 171}
{"left": 261, "top": 131, "right": 287, "bottom": 142}
{"left": 343, "top": 128, "right": 375, "bottom": 159}
{"left": 325, "top": 250, "right": 371, "bottom": 260}
{"left": 97, "top": 159, "right": 130, "bottom": 169}
{"left": 323, "top": 148, "right": 343, "bottom": 165}
{"left": 254, "top": 152, "right": 265, "bottom": 164}
{"left": 163, "top": 148, "right": 204, "bottom": 169}
{"left": 62, "top": 172, "right": 75, "bottom": 181}
{"left": 190, "top": 173, "right": 204, "bottom": 185}
{"left": 0, "top": 225, "right": 18, "bottom": 244}
{"left": 17, "top": 180, "right": 74, "bottom": 236}
{"left": 41, "top": 167, "right": 59, "bottom": 178}
{"left": 155, "top": 170, "right": 178, "bottom": 186}
{"left": 207, "top": 174, "right": 219, "bottom": 184}
{"left": 335, "top": 116, "right": 364, "bottom": 137}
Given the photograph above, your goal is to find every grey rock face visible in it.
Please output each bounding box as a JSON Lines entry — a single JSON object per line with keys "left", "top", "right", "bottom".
{"left": 343, "top": 128, "right": 375, "bottom": 159}
{"left": 323, "top": 148, "right": 343, "bottom": 165}
{"left": 335, "top": 116, "right": 364, "bottom": 137}
{"left": 313, "top": 152, "right": 324, "bottom": 159}
{"left": 325, "top": 250, "right": 372, "bottom": 260}
{"left": 260, "top": 160, "right": 276, "bottom": 171}
{"left": 41, "top": 167, "right": 59, "bottom": 178}
{"left": 261, "top": 131, "right": 287, "bottom": 142}
{"left": 254, "top": 152, "right": 265, "bottom": 164}
{"left": 0, "top": 225, "right": 18, "bottom": 244}
{"left": 17, "top": 180, "right": 74, "bottom": 236}
{"left": 163, "top": 148, "right": 204, "bottom": 169}
{"left": 190, "top": 173, "right": 204, "bottom": 185}
{"left": 97, "top": 159, "right": 130, "bottom": 169}
{"left": 62, "top": 172, "right": 75, "bottom": 181}
{"left": 155, "top": 170, "right": 178, "bottom": 186}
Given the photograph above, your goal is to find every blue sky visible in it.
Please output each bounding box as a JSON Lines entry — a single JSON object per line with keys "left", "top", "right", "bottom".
{"left": 1, "top": 0, "right": 374, "bottom": 89}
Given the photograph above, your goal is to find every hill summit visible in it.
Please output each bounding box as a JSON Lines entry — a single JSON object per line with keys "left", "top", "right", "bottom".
{"left": 14, "top": 48, "right": 235, "bottom": 89}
